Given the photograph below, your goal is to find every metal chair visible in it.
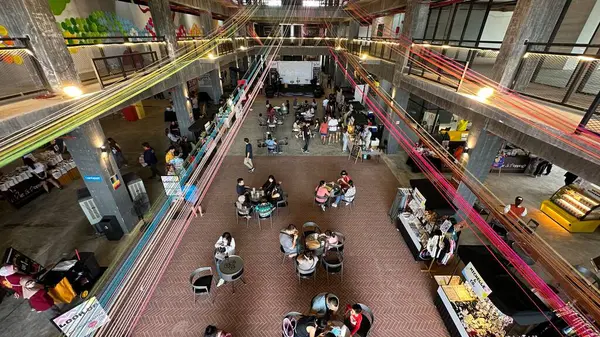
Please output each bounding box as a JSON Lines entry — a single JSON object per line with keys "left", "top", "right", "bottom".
{"left": 302, "top": 222, "right": 321, "bottom": 238}
{"left": 355, "top": 303, "right": 374, "bottom": 337}
{"left": 322, "top": 252, "right": 343, "bottom": 284}
{"left": 296, "top": 259, "right": 317, "bottom": 285}
{"left": 189, "top": 267, "right": 214, "bottom": 304}
{"left": 235, "top": 202, "right": 250, "bottom": 227}
{"left": 256, "top": 210, "right": 274, "bottom": 229}
{"left": 280, "top": 245, "right": 296, "bottom": 265}
{"left": 276, "top": 193, "right": 289, "bottom": 216}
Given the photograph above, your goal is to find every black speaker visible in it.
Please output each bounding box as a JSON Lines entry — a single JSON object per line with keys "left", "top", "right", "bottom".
{"left": 97, "top": 216, "right": 124, "bottom": 241}
{"left": 73, "top": 252, "right": 102, "bottom": 281}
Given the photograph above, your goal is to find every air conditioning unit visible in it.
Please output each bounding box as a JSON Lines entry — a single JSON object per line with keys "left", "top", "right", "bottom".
{"left": 123, "top": 172, "right": 149, "bottom": 216}
{"left": 77, "top": 188, "right": 102, "bottom": 227}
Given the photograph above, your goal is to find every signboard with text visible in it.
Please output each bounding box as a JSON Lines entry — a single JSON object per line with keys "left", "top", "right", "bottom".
{"left": 462, "top": 262, "right": 492, "bottom": 300}
{"left": 52, "top": 296, "right": 110, "bottom": 337}
{"left": 161, "top": 176, "right": 183, "bottom": 197}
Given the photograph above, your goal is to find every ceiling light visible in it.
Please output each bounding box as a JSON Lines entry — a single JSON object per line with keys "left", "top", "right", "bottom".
{"left": 207, "top": 53, "right": 215, "bottom": 59}
{"left": 441, "top": 45, "right": 450, "bottom": 49}
{"left": 360, "top": 54, "right": 367, "bottom": 60}
{"left": 477, "top": 87, "right": 494, "bottom": 100}
{"left": 63, "top": 85, "right": 83, "bottom": 98}
{"left": 578, "top": 56, "right": 596, "bottom": 61}
{"left": 239, "top": 46, "right": 247, "bottom": 51}
{"left": 335, "top": 46, "right": 342, "bottom": 50}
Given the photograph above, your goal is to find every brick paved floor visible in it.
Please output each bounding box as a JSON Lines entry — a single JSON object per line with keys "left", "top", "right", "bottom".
{"left": 133, "top": 156, "right": 449, "bottom": 337}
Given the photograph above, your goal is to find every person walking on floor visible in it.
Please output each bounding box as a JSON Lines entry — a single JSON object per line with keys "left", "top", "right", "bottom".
{"left": 243, "top": 138, "right": 255, "bottom": 172}
{"left": 302, "top": 122, "right": 311, "bottom": 154}
{"left": 142, "top": 142, "right": 162, "bottom": 180}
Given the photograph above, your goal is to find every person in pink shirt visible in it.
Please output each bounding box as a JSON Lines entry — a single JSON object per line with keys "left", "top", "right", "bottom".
{"left": 315, "top": 180, "right": 330, "bottom": 211}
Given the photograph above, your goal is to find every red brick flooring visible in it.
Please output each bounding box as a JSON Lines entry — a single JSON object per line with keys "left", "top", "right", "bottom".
{"left": 133, "top": 156, "right": 449, "bottom": 337}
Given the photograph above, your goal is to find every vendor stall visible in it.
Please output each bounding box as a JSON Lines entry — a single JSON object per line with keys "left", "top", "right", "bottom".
{"left": 0, "top": 152, "right": 78, "bottom": 208}
{"left": 540, "top": 180, "right": 600, "bottom": 233}
{"left": 434, "top": 245, "right": 551, "bottom": 337}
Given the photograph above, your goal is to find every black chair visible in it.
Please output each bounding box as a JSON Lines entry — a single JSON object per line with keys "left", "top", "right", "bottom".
{"left": 276, "top": 193, "right": 289, "bottom": 216}
{"left": 189, "top": 267, "right": 214, "bottom": 304}
{"left": 296, "top": 260, "right": 317, "bottom": 285}
{"left": 235, "top": 202, "right": 251, "bottom": 227}
{"left": 322, "top": 252, "right": 343, "bottom": 284}
{"left": 256, "top": 210, "right": 274, "bottom": 229}
{"left": 302, "top": 222, "right": 321, "bottom": 239}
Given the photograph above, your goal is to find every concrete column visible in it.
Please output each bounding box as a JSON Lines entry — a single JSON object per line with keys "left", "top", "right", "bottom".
{"left": 65, "top": 120, "right": 137, "bottom": 233}
{"left": 491, "top": 0, "right": 567, "bottom": 88}
{"left": 200, "top": 11, "right": 213, "bottom": 37}
{"left": 393, "top": 0, "right": 430, "bottom": 88}
{"left": 347, "top": 21, "right": 360, "bottom": 41}
{"left": 454, "top": 118, "right": 504, "bottom": 209}
{"left": 209, "top": 67, "right": 223, "bottom": 104}
{"left": 149, "top": 0, "right": 177, "bottom": 59}
{"left": 382, "top": 88, "right": 418, "bottom": 154}
{"left": 0, "top": 0, "right": 80, "bottom": 91}
{"left": 171, "top": 84, "right": 195, "bottom": 140}
{"left": 335, "top": 62, "right": 344, "bottom": 87}
{"left": 242, "top": 55, "right": 249, "bottom": 72}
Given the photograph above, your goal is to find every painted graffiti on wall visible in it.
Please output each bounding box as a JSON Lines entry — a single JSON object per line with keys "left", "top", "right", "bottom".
{"left": 0, "top": 25, "right": 24, "bottom": 66}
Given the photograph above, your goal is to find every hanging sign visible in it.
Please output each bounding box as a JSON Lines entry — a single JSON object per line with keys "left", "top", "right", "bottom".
{"left": 462, "top": 262, "right": 492, "bottom": 300}
{"left": 52, "top": 296, "right": 110, "bottom": 337}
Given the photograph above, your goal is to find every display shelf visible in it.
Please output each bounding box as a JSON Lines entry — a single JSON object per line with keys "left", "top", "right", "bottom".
{"left": 396, "top": 215, "right": 422, "bottom": 260}
{"left": 435, "top": 287, "right": 469, "bottom": 337}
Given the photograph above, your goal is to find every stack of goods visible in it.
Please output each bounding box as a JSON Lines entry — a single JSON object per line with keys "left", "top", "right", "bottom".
{"left": 0, "top": 167, "right": 33, "bottom": 192}
{"left": 453, "top": 284, "right": 513, "bottom": 337}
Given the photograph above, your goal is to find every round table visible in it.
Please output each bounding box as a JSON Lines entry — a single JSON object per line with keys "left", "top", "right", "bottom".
{"left": 305, "top": 233, "right": 325, "bottom": 256}
{"left": 249, "top": 190, "right": 265, "bottom": 204}
{"left": 218, "top": 255, "right": 246, "bottom": 293}
{"left": 328, "top": 320, "right": 351, "bottom": 337}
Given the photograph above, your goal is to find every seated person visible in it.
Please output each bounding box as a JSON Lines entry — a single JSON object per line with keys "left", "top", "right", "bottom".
{"left": 345, "top": 304, "right": 363, "bottom": 337}
{"left": 258, "top": 113, "right": 267, "bottom": 126}
{"left": 315, "top": 180, "right": 330, "bottom": 211}
{"left": 310, "top": 293, "right": 340, "bottom": 319}
{"left": 236, "top": 195, "right": 252, "bottom": 219}
{"left": 255, "top": 198, "right": 275, "bottom": 218}
{"left": 265, "top": 135, "right": 281, "bottom": 154}
{"left": 297, "top": 251, "right": 318, "bottom": 273}
{"left": 321, "top": 230, "right": 340, "bottom": 250}
{"left": 261, "top": 175, "right": 277, "bottom": 195}
{"left": 337, "top": 170, "right": 352, "bottom": 189}
{"left": 295, "top": 316, "right": 326, "bottom": 337}
{"left": 236, "top": 178, "right": 250, "bottom": 195}
{"left": 293, "top": 120, "right": 302, "bottom": 138}
{"left": 269, "top": 182, "right": 284, "bottom": 204}
{"left": 332, "top": 180, "right": 356, "bottom": 207}
{"left": 214, "top": 232, "right": 236, "bottom": 287}
{"left": 279, "top": 224, "right": 299, "bottom": 257}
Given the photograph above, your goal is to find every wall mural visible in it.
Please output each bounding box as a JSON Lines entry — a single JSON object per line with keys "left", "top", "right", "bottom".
{"left": 0, "top": 25, "right": 25, "bottom": 66}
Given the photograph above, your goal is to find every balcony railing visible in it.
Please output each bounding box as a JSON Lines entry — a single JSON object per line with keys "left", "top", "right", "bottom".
{"left": 0, "top": 37, "right": 50, "bottom": 101}
{"left": 236, "top": 0, "right": 347, "bottom": 6}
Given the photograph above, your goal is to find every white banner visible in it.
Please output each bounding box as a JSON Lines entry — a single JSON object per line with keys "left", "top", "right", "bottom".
{"left": 462, "top": 262, "right": 492, "bottom": 300}
{"left": 52, "top": 296, "right": 110, "bottom": 337}
{"left": 161, "top": 176, "right": 183, "bottom": 197}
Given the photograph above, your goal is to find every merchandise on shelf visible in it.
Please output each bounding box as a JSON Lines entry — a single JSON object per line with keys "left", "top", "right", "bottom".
{"left": 540, "top": 182, "right": 600, "bottom": 232}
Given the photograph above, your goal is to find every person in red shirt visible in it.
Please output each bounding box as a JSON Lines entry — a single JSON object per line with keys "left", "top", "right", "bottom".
{"left": 0, "top": 264, "right": 54, "bottom": 312}
{"left": 345, "top": 304, "right": 363, "bottom": 336}
{"left": 503, "top": 196, "right": 527, "bottom": 223}
{"left": 337, "top": 170, "right": 351, "bottom": 189}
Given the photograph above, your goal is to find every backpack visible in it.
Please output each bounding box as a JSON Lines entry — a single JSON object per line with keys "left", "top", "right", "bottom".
{"left": 282, "top": 316, "right": 297, "bottom": 337}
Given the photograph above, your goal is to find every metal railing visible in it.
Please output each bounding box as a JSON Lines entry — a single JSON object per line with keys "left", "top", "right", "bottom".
{"left": 236, "top": 0, "right": 347, "bottom": 6}
{"left": 64, "top": 35, "right": 164, "bottom": 46}
{"left": 92, "top": 51, "right": 159, "bottom": 88}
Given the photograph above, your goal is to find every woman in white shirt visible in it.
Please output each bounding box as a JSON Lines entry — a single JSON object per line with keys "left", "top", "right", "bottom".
{"left": 328, "top": 117, "right": 339, "bottom": 144}
{"left": 214, "top": 232, "right": 236, "bottom": 287}
{"left": 23, "top": 158, "right": 62, "bottom": 193}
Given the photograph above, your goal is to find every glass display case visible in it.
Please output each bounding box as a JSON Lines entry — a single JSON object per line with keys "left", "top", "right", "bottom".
{"left": 550, "top": 185, "right": 600, "bottom": 221}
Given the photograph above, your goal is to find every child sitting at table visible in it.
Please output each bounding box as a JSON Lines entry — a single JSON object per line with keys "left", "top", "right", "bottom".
{"left": 321, "top": 230, "right": 339, "bottom": 250}
{"left": 345, "top": 304, "right": 363, "bottom": 336}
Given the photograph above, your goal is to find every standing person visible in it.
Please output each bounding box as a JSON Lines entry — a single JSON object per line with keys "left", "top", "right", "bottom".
{"left": 342, "top": 127, "right": 350, "bottom": 153}
{"left": 107, "top": 138, "right": 127, "bottom": 168}
{"left": 243, "top": 138, "right": 255, "bottom": 172}
{"left": 184, "top": 183, "right": 204, "bottom": 217}
{"left": 503, "top": 196, "right": 527, "bottom": 223}
{"left": 142, "top": 142, "right": 162, "bottom": 180}
{"left": 328, "top": 116, "right": 339, "bottom": 144}
{"left": 169, "top": 150, "right": 185, "bottom": 175}
{"left": 322, "top": 96, "right": 329, "bottom": 116}
{"left": 188, "top": 93, "right": 200, "bottom": 121}
{"left": 319, "top": 119, "right": 329, "bottom": 145}
{"left": 165, "top": 146, "right": 176, "bottom": 165}
{"left": 327, "top": 75, "right": 332, "bottom": 89}
{"left": 302, "top": 122, "right": 311, "bottom": 154}
{"left": 23, "top": 158, "right": 62, "bottom": 193}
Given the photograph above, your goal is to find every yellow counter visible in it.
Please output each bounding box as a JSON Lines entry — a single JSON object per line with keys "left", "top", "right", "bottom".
{"left": 540, "top": 200, "right": 600, "bottom": 233}
{"left": 447, "top": 130, "right": 468, "bottom": 142}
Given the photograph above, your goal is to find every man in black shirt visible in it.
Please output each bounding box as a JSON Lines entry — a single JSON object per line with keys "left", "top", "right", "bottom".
{"left": 236, "top": 178, "right": 250, "bottom": 196}
{"left": 302, "top": 123, "right": 311, "bottom": 154}
{"left": 243, "top": 138, "right": 255, "bottom": 172}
